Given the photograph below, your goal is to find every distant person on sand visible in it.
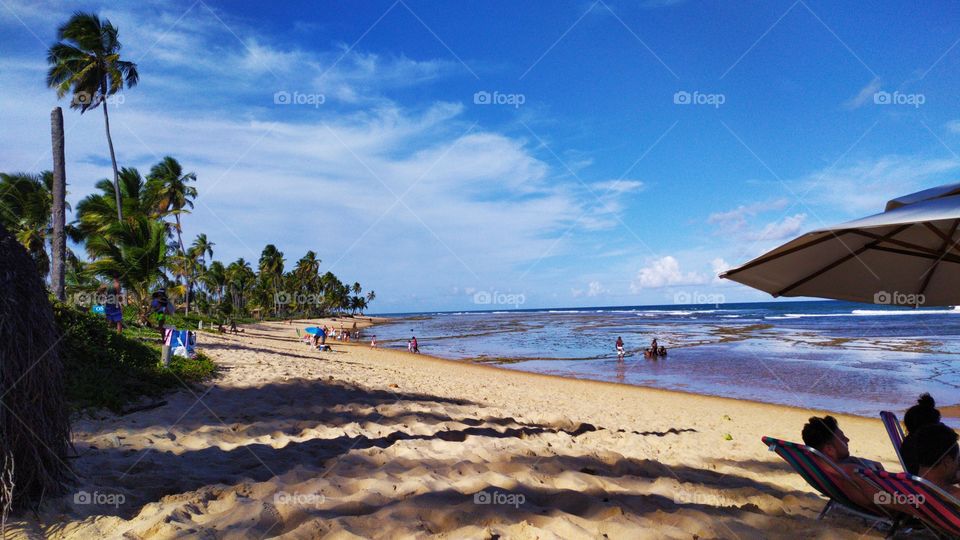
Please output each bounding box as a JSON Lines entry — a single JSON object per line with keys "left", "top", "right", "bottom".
{"left": 616, "top": 336, "right": 625, "bottom": 360}
{"left": 915, "top": 423, "right": 960, "bottom": 496}
{"left": 801, "top": 415, "right": 883, "bottom": 474}
{"left": 411, "top": 336, "right": 419, "bottom": 353}
{"left": 900, "top": 393, "right": 942, "bottom": 474}
{"left": 370, "top": 335, "right": 377, "bottom": 348}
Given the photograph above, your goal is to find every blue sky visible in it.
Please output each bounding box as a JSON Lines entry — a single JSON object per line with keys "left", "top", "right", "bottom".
{"left": 3, "top": 0, "right": 960, "bottom": 312}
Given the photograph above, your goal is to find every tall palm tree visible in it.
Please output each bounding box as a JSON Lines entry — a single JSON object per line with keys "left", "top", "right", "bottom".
{"left": 47, "top": 11, "right": 138, "bottom": 221}
{"left": 148, "top": 156, "right": 197, "bottom": 256}
{"left": 202, "top": 260, "right": 226, "bottom": 307}
{"left": 190, "top": 233, "right": 214, "bottom": 267}
{"left": 226, "top": 258, "right": 254, "bottom": 314}
{"left": 184, "top": 233, "right": 213, "bottom": 314}
{"left": 258, "top": 245, "right": 285, "bottom": 316}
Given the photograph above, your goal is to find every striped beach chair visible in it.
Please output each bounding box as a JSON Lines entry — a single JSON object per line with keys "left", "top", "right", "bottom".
{"left": 879, "top": 411, "right": 908, "bottom": 472}
{"left": 857, "top": 467, "right": 959, "bottom": 538}
{"left": 761, "top": 436, "right": 895, "bottom": 524}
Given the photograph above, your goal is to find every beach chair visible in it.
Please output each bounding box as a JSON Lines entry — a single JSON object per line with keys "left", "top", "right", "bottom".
{"left": 879, "top": 411, "right": 908, "bottom": 472}
{"left": 761, "top": 436, "right": 898, "bottom": 526}
{"left": 857, "top": 467, "right": 959, "bottom": 539}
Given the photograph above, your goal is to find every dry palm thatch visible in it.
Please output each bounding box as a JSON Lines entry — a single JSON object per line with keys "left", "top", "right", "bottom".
{"left": 0, "top": 223, "right": 70, "bottom": 520}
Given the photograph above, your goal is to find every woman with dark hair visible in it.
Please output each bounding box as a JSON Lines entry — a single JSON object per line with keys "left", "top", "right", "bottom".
{"left": 900, "top": 393, "right": 941, "bottom": 474}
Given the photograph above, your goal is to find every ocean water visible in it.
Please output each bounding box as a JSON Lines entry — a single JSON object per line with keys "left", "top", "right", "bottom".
{"left": 369, "top": 301, "right": 960, "bottom": 420}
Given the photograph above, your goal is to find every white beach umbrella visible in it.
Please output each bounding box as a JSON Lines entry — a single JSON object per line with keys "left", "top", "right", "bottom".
{"left": 721, "top": 183, "right": 960, "bottom": 307}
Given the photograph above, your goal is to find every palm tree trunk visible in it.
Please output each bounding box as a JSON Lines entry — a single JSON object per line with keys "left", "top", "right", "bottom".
{"left": 101, "top": 93, "right": 123, "bottom": 222}
{"left": 50, "top": 107, "right": 67, "bottom": 301}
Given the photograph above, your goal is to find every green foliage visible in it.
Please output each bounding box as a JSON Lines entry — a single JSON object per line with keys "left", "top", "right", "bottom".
{"left": 54, "top": 303, "right": 215, "bottom": 412}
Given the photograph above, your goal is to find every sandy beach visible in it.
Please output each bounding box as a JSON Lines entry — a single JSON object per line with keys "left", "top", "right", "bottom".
{"left": 14, "top": 318, "right": 904, "bottom": 539}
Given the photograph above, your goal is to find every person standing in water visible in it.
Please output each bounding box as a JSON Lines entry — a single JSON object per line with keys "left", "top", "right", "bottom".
{"left": 411, "top": 336, "right": 419, "bottom": 353}
{"left": 615, "top": 336, "right": 625, "bottom": 360}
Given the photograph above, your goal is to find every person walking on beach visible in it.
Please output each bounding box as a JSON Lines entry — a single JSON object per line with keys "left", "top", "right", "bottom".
{"left": 411, "top": 336, "right": 419, "bottom": 354}
{"left": 615, "top": 336, "right": 625, "bottom": 360}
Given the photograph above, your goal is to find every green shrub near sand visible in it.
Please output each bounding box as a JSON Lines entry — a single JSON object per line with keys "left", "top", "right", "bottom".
{"left": 54, "top": 303, "right": 215, "bottom": 412}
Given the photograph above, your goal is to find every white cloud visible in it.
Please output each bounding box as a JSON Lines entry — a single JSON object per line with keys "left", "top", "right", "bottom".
{"left": 795, "top": 156, "right": 960, "bottom": 213}
{"left": 587, "top": 281, "right": 605, "bottom": 297}
{"left": 630, "top": 256, "right": 707, "bottom": 292}
{"left": 591, "top": 179, "right": 644, "bottom": 194}
{"left": 710, "top": 257, "right": 730, "bottom": 284}
{"left": 843, "top": 78, "right": 882, "bottom": 109}
{"left": 747, "top": 213, "right": 807, "bottom": 241}
{"left": 707, "top": 198, "right": 788, "bottom": 235}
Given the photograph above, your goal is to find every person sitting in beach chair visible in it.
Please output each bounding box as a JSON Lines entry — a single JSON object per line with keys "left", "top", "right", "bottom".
{"left": 802, "top": 416, "right": 884, "bottom": 475}
{"left": 915, "top": 423, "right": 960, "bottom": 496}
{"left": 802, "top": 415, "right": 884, "bottom": 511}
{"left": 900, "top": 393, "right": 942, "bottom": 475}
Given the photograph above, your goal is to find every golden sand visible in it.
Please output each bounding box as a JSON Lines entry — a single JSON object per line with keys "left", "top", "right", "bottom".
{"left": 16, "top": 318, "right": 900, "bottom": 539}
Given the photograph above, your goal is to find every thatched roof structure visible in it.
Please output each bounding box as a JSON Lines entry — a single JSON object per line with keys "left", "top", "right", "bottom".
{"left": 0, "top": 223, "right": 70, "bottom": 518}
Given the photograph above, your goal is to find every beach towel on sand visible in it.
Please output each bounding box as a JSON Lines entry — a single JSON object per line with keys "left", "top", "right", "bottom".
{"left": 164, "top": 328, "right": 196, "bottom": 358}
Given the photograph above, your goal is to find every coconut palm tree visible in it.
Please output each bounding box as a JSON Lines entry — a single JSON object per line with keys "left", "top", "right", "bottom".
{"left": 183, "top": 234, "right": 213, "bottom": 314}
{"left": 0, "top": 172, "right": 54, "bottom": 276}
{"left": 85, "top": 216, "right": 167, "bottom": 322}
{"left": 46, "top": 11, "right": 138, "bottom": 222}
{"left": 190, "top": 234, "right": 214, "bottom": 267}
{"left": 202, "top": 260, "right": 226, "bottom": 308}
{"left": 75, "top": 167, "right": 154, "bottom": 241}
{"left": 226, "top": 258, "right": 255, "bottom": 314}
{"left": 148, "top": 156, "right": 197, "bottom": 256}
{"left": 258, "top": 244, "right": 285, "bottom": 316}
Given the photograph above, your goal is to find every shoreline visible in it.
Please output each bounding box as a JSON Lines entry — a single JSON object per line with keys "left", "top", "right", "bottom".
{"left": 22, "top": 318, "right": 899, "bottom": 538}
